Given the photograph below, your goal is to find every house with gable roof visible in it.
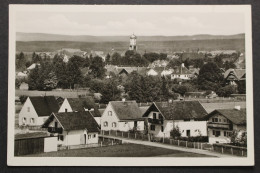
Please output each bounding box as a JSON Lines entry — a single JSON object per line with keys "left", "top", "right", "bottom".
{"left": 224, "top": 68, "right": 246, "bottom": 85}
{"left": 204, "top": 107, "right": 246, "bottom": 144}
{"left": 18, "top": 96, "right": 60, "bottom": 126}
{"left": 142, "top": 101, "right": 208, "bottom": 138}
{"left": 101, "top": 100, "right": 144, "bottom": 132}
{"left": 42, "top": 111, "right": 100, "bottom": 146}
{"left": 171, "top": 63, "right": 192, "bottom": 80}
{"left": 58, "top": 97, "right": 101, "bottom": 125}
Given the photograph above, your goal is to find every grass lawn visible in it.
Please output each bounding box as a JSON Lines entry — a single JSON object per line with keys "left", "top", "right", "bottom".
{"left": 22, "top": 143, "right": 212, "bottom": 157}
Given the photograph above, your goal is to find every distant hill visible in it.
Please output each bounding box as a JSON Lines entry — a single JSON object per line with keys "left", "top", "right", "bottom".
{"left": 16, "top": 32, "right": 245, "bottom": 42}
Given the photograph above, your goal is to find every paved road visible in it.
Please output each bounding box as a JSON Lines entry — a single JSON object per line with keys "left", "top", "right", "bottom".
{"left": 100, "top": 135, "right": 239, "bottom": 158}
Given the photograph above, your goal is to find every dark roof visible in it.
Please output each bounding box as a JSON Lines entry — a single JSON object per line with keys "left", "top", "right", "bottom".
{"left": 142, "top": 101, "right": 208, "bottom": 120}
{"left": 172, "top": 65, "right": 192, "bottom": 75}
{"left": 206, "top": 109, "right": 246, "bottom": 125}
{"left": 45, "top": 111, "right": 100, "bottom": 132}
{"left": 15, "top": 132, "right": 49, "bottom": 140}
{"left": 224, "top": 69, "right": 246, "bottom": 80}
{"left": 110, "top": 101, "right": 143, "bottom": 120}
{"left": 66, "top": 97, "right": 101, "bottom": 117}
{"left": 29, "top": 96, "right": 60, "bottom": 117}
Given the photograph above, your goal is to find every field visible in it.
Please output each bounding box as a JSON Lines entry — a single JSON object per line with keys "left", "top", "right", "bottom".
{"left": 16, "top": 89, "right": 90, "bottom": 98}
{"left": 21, "top": 143, "right": 212, "bottom": 157}
{"left": 16, "top": 39, "right": 245, "bottom": 54}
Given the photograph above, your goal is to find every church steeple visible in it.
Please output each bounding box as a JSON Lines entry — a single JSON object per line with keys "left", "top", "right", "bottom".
{"left": 129, "top": 33, "right": 137, "bottom": 51}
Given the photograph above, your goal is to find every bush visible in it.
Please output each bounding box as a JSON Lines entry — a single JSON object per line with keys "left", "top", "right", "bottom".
{"left": 19, "top": 95, "right": 28, "bottom": 104}
{"left": 170, "top": 126, "right": 181, "bottom": 139}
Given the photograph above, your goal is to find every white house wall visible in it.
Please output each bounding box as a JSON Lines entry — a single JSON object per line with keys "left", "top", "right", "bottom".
{"left": 94, "top": 117, "right": 101, "bottom": 126}
{"left": 18, "top": 98, "right": 44, "bottom": 126}
{"left": 58, "top": 98, "right": 73, "bottom": 112}
{"left": 174, "top": 120, "right": 208, "bottom": 137}
{"left": 100, "top": 103, "right": 120, "bottom": 131}
{"left": 44, "top": 137, "right": 58, "bottom": 152}
{"left": 60, "top": 130, "right": 99, "bottom": 146}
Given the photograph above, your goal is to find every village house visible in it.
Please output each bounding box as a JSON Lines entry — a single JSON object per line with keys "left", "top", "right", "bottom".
{"left": 101, "top": 100, "right": 144, "bottom": 132}
{"left": 142, "top": 101, "right": 208, "bottom": 139}
{"left": 171, "top": 63, "right": 192, "bottom": 80}
{"left": 224, "top": 68, "right": 246, "bottom": 85}
{"left": 204, "top": 107, "right": 246, "bottom": 144}
{"left": 42, "top": 111, "right": 100, "bottom": 146}
{"left": 58, "top": 97, "right": 101, "bottom": 125}
{"left": 18, "top": 96, "right": 60, "bottom": 126}
{"left": 146, "top": 67, "right": 164, "bottom": 76}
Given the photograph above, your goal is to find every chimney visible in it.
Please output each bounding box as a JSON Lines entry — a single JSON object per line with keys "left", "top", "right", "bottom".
{"left": 234, "top": 106, "right": 241, "bottom": 110}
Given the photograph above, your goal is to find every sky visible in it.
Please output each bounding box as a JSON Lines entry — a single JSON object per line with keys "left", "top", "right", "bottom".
{"left": 15, "top": 11, "right": 245, "bottom": 36}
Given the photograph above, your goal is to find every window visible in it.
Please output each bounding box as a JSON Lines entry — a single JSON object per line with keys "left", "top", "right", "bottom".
{"left": 223, "top": 119, "right": 226, "bottom": 123}
{"left": 186, "top": 130, "right": 190, "bottom": 137}
{"left": 103, "top": 121, "right": 108, "bottom": 127}
{"left": 27, "top": 107, "right": 30, "bottom": 112}
{"left": 30, "top": 118, "right": 34, "bottom": 124}
{"left": 212, "top": 118, "right": 218, "bottom": 122}
{"left": 55, "top": 122, "right": 58, "bottom": 128}
{"left": 153, "top": 113, "right": 156, "bottom": 119}
{"left": 159, "top": 114, "right": 163, "bottom": 119}
{"left": 224, "top": 131, "right": 227, "bottom": 136}
{"left": 22, "top": 117, "right": 26, "bottom": 124}
{"left": 108, "top": 111, "right": 112, "bottom": 116}
{"left": 93, "top": 134, "right": 96, "bottom": 138}
{"left": 213, "top": 130, "right": 215, "bottom": 135}
{"left": 161, "top": 126, "right": 164, "bottom": 132}
{"left": 150, "top": 125, "right": 155, "bottom": 131}
{"left": 112, "top": 122, "right": 117, "bottom": 128}
{"left": 65, "top": 108, "right": 68, "bottom": 112}
{"left": 215, "top": 131, "right": 221, "bottom": 137}
{"left": 88, "top": 135, "right": 91, "bottom": 139}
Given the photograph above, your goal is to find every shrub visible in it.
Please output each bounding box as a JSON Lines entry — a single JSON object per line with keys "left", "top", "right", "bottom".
{"left": 19, "top": 95, "right": 28, "bottom": 104}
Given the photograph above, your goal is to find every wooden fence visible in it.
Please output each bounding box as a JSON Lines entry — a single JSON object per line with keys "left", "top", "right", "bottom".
{"left": 101, "top": 130, "right": 247, "bottom": 157}
{"left": 15, "top": 137, "right": 44, "bottom": 156}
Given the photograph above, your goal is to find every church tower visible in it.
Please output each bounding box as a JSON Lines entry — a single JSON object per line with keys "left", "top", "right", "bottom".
{"left": 129, "top": 33, "right": 137, "bottom": 51}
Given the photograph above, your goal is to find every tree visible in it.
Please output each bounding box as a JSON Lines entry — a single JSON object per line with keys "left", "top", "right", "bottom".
{"left": 19, "top": 95, "right": 28, "bottom": 104}
{"left": 224, "top": 61, "right": 236, "bottom": 70}
{"left": 111, "top": 52, "right": 121, "bottom": 65}
{"left": 43, "top": 72, "right": 58, "bottom": 90}
{"left": 89, "top": 56, "right": 106, "bottom": 78}
{"left": 193, "top": 58, "right": 204, "bottom": 68}
{"left": 216, "top": 85, "right": 236, "bottom": 97}
{"left": 170, "top": 126, "right": 181, "bottom": 139}
{"left": 89, "top": 79, "right": 105, "bottom": 93}
{"left": 16, "top": 52, "right": 26, "bottom": 70}
{"left": 167, "top": 59, "right": 182, "bottom": 68}
{"left": 69, "top": 55, "right": 85, "bottom": 68}
{"left": 237, "top": 80, "right": 246, "bottom": 94}
{"left": 66, "top": 59, "right": 83, "bottom": 89}
{"left": 197, "top": 62, "right": 224, "bottom": 91}
{"left": 214, "top": 55, "right": 223, "bottom": 68}
{"left": 28, "top": 65, "right": 40, "bottom": 90}
{"left": 105, "top": 53, "right": 111, "bottom": 64}
{"left": 100, "top": 79, "right": 121, "bottom": 104}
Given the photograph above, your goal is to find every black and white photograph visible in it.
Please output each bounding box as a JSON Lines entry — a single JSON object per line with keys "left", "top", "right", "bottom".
{"left": 7, "top": 5, "right": 254, "bottom": 166}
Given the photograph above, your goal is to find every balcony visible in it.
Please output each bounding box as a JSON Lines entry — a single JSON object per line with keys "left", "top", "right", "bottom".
{"left": 48, "top": 127, "right": 63, "bottom": 134}
{"left": 148, "top": 118, "right": 163, "bottom": 125}
{"left": 207, "top": 122, "right": 232, "bottom": 130}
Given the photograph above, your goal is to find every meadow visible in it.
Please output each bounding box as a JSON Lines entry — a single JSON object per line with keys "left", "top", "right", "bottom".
{"left": 16, "top": 39, "right": 245, "bottom": 54}
{"left": 21, "top": 143, "right": 211, "bottom": 157}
